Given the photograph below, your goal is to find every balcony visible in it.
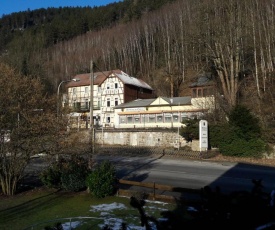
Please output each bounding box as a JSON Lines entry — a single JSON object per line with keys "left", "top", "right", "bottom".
{"left": 70, "top": 105, "right": 101, "bottom": 113}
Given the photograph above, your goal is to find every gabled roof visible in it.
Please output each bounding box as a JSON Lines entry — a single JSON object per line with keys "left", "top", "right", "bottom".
{"left": 65, "top": 69, "right": 153, "bottom": 90}
{"left": 114, "top": 71, "right": 153, "bottom": 90}
{"left": 114, "top": 96, "right": 192, "bottom": 109}
{"left": 66, "top": 72, "right": 107, "bottom": 88}
{"left": 190, "top": 72, "right": 214, "bottom": 87}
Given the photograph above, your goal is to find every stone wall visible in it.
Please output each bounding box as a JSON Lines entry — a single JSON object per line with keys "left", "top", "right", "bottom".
{"left": 80, "top": 128, "right": 200, "bottom": 151}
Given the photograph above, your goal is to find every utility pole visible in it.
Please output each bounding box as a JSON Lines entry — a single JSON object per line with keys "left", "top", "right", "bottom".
{"left": 89, "top": 60, "right": 94, "bottom": 167}
{"left": 178, "top": 102, "right": 180, "bottom": 150}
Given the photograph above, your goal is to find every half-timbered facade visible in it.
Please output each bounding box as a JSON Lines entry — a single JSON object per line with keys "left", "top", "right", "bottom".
{"left": 64, "top": 69, "right": 154, "bottom": 128}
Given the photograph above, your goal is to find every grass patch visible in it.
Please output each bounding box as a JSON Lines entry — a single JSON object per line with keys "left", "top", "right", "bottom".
{"left": 0, "top": 187, "right": 179, "bottom": 230}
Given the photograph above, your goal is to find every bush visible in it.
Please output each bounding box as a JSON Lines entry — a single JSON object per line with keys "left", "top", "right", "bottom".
{"left": 228, "top": 105, "right": 261, "bottom": 140}
{"left": 180, "top": 117, "right": 199, "bottom": 141}
{"left": 39, "top": 161, "right": 63, "bottom": 189}
{"left": 61, "top": 156, "right": 90, "bottom": 192}
{"left": 86, "top": 160, "right": 117, "bottom": 198}
{"left": 208, "top": 105, "right": 266, "bottom": 158}
{"left": 208, "top": 123, "right": 229, "bottom": 148}
{"left": 40, "top": 156, "right": 90, "bottom": 191}
{"left": 219, "top": 137, "right": 265, "bottom": 158}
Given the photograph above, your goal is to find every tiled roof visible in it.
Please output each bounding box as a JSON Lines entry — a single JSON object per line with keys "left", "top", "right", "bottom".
{"left": 65, "top": 69, "right": 153, "bottom": 90}
{"left": 65, "top": 72, "right": 107, "bottom": 87}
{"left": 115, "top": 96, "right": 192, "bottom": 109}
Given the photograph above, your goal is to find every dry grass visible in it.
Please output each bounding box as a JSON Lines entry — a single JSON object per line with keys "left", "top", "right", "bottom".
{"left": 208, "top": 154, "right": 275, "bottom": 167}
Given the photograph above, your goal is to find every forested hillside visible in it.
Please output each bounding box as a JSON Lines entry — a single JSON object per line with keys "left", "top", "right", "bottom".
{"left": 0, "top": 0, "right": 177, "bottom": 89}
{"left": 0, "top": 0, "right": 274, "bottom": 141}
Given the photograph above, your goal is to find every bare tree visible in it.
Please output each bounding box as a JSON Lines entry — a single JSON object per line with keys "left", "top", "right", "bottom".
{"left": 0, "top": 63, "right": 57, "bottom": 195}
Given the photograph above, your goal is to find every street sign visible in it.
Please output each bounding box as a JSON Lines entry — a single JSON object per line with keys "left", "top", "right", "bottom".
{"left": 199, "top": 120, "right": 208, "bottom": 151}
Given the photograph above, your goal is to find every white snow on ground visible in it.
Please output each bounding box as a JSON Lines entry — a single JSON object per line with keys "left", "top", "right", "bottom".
{"left": 61, "top": 199, "right": 170, "bottom": 230}
{"left": 62, "top": 221, "right": 81, "bottom": 229}
{"left": 90, "top": 202, "right": 127, "bottom": 212}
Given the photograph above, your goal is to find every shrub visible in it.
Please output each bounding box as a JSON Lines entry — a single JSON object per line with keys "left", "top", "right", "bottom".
{"left": 208, "top": 105, "right": 266, "bottom": 158}
{"left": 228, "top": 105, "right": 261, "bottom": 140}
{"left": 180, "top": 117, "right": 199, "bottom": 141}
{"left": 40, "top": 156, "right": 90, "bottom": 191}
{"left": 61, "top": 156, "right": 90, "bottom": 192}
{"left": 208, "top": 123, "right": 229, "bottom": 148}
{"left": 39, "top": 161, "right": 63, "bottom": 189}
{"left": 86, "top": 160, "right": 117, "bottom": 198}
{"left": 219, "top": 137, "right": 265, "bottom": 158}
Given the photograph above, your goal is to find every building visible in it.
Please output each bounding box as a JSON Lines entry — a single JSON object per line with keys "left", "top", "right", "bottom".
{"left": 113, "top": 72, "right": 216, "bottom": 129}
{"left": 113, "top": 96, "right": 215, "bottom": 129}
{"left": 64, "top": 69, "right": 155, "bottom": 128}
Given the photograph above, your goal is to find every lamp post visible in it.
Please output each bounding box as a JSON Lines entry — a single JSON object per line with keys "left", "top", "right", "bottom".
{"left": 177, "top": 102, "right": 180, "bottom": 150}
{"left": 89, "top": 60, "right": 95, "bottom": 167}
{"left": 57, "top": 78, "right": 80, "bottom": 118}
{"left": 56, "top": 78, "right": 80, "bottom": 161}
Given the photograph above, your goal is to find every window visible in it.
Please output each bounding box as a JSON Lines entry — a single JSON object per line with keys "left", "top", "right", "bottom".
{"left": 192, "top": 89, "right": 197, "bottom": 98}
{"left": 107, "top": 84, "right": 110, "bottom": 89}
{"left": 107, "top": 98, "right": 110, "bottom": 107}
{"left": 115, "top": 83, "right": 118, "bottom": 89}
{"left": 192, "top": 87, "right": 213, "bottom": 98}
{"left": 106, "top": 117, "right": 110, "bottom": 123}
{"left": 164, "top": 113, "right": 172, "bottom": 123}
{"left": 198, "top": 89, "right": 202, "bottom": 97}
{"left": 142, "top": 114, "right": 148, "bottom": 124}
{"left": 127, "top": 116, "right": 133, "bottom": 123}
{"left": 148, "top": 114, "right": 155, "bottom": 123}
{"left": 85, "top": 87, "right": 88, "bottom": 94}
{"left": 134, "top": 115, "right": 140, "bottom": 123}
{"left": 98, "top": 87, "right": 101, "bottom": 93}
{"left": 85, "top": 99, "right": 89, "bottom": 109}
{"left": 173, "top": 114, "right": 179, "bottom": 123}
{"left": 73, "top": 88, "right": 76, "bottom": 94}
{"left": 119, "top": 116, "right": 126, "bottom": 124}
{"left": 115, "top": 98, "right": 118, "bottom": 106}
{"left": 156, "top": 114, "right": 163, "bottom": 122}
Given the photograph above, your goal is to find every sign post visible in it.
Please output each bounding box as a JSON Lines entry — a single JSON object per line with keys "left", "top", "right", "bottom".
{"left": 199, "top": 120, "right": 208, "bottom": 151}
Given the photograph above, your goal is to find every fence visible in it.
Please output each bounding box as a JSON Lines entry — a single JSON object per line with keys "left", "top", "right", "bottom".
{"left": 94, "top": 145, "right": 219, "bottom": 160}
{"left": 117, "top": 179, "right": 202, "bottom": 203}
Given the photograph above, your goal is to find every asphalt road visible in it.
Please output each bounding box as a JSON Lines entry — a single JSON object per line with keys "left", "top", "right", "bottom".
{"left": 94, "top": 154, "right": 275, "bottom": 195}
{"left": 25, "top": 154, "right": 275, "bottom": 196}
